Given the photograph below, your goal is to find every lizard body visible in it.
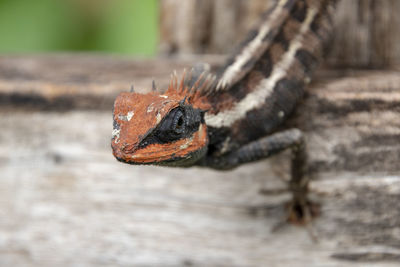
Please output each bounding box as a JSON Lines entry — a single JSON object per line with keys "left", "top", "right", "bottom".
{"left": 112, "top": 0, "right": 338, "bottom": 222}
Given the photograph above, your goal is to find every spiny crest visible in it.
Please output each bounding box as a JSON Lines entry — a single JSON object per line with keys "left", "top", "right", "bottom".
{"left": 164, "top": 68, "right": 218, "bottom": 110}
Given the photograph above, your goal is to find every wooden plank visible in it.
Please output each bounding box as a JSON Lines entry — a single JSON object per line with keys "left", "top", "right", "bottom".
{"left": 0, "top": 109, "right": 399, "bottom": 267}
{"left": 291, "top": 69, "right": 400, "bottom": 173}
{"left": 0, "top": 54, "right": 222, "bottom": 110}
{"left": 0, "top": 55, "right": 400, "bottom": 266}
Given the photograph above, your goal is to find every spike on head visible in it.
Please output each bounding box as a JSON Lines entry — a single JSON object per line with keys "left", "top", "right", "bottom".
{"left": 112, "top": 70, "right": 212, "bottom": 166}
{"left": 180, "top": 95, "right": 188, "bottom": 106}
{"left": 178, "top": 69, "right": 186, "bottom": 92}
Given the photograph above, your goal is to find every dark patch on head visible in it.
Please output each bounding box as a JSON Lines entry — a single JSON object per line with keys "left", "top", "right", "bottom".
{"left": 138, "top": 105, "right": 204, "bottom": 149}
{"left": 295, "top": 49, "right": 318, "bottom": 75}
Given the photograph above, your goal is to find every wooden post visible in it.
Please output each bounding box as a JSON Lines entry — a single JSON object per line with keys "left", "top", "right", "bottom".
{"left": 159, "top": 0, "right": 400, "bottom": 67}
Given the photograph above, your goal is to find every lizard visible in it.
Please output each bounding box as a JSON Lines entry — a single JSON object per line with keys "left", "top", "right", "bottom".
{"left": 111, "top": 0, "right": 338, "bottom": 223}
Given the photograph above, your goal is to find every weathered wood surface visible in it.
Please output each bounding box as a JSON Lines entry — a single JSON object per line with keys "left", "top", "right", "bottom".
{"left": 0, "top": 55, "right": 400, "bottom": 266}
{"left": 292, "top": 69, "right": 400, "bottom": 173}
{"left": 0, "top": 54, "right": 223, "bottom": 110}
{"left": 159, "top": 0, "right": 400, "bottom": 68}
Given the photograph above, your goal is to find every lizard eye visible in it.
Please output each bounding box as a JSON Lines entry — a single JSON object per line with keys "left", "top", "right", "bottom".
{"left": 172, "top": 109, "right": 185, "bottom": 134}
{"left": 138, "top": 106, "right": 203, "bottom": 148}
{"left": 155, "top": 108, "right": 187, "bottom": 142}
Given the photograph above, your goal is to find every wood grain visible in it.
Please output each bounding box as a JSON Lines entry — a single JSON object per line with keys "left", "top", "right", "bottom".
{"left": 159, "top": 0, "right": 400, "bottom": 68}
{"left": 0, "top": 55, "right": 399, "bottom": 266}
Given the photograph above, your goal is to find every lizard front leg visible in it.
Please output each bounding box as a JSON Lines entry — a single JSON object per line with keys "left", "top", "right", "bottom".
{"left": 212, "top": 128, "right": 315, "bottom": 224}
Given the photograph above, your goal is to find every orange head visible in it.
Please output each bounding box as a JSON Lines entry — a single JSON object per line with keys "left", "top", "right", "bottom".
{"left": 111, "top": 71, "right": 213, "bottom": 166}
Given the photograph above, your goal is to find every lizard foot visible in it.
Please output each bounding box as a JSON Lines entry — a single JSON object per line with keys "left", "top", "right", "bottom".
{"left": 286, "top": 198, "right": 320, "bottom": 224}
{"left": 272, "top": 199, "right": 320, "bottom": 242}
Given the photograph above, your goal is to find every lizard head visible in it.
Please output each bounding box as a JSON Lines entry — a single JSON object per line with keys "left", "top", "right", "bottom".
{"left": 111, "top": 71, "right": 213, "bottom": 166}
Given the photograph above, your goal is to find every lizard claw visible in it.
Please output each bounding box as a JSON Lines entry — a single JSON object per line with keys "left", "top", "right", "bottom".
{"left": 286, "top": 198, "right": 320, "bottom": 225}
{"left": 271, "top": 198, "right": 320, "bottom": 242}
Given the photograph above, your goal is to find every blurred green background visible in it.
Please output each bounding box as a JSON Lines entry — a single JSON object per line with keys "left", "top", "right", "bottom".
{"left": 0, "top": 0, "right": 158, "bottom": 56}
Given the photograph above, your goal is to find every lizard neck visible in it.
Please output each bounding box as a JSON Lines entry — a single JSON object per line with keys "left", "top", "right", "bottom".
{"left": 204, "top": 0, "right": 338, "bottom": 156}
